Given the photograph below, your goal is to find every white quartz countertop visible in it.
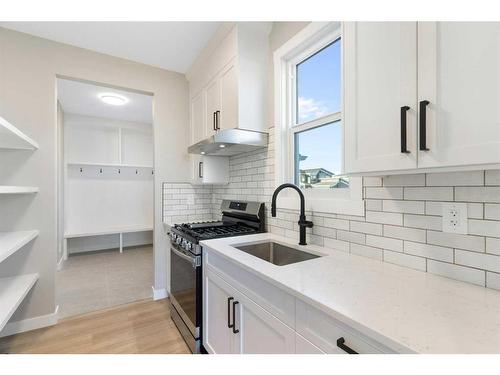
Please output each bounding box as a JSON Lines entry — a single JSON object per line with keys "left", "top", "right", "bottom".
{"left": 201, "top": 233, "right": 500, "bottom": 354}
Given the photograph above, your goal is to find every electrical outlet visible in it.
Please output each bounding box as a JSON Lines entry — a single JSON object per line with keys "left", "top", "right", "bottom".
{"left": 442, "top": 202, "right": 468, "bottom": 234}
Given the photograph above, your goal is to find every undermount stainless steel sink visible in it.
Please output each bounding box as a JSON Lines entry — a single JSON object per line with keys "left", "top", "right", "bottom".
{"left": 234, "top": 241, "right": 320, "bottom": 266}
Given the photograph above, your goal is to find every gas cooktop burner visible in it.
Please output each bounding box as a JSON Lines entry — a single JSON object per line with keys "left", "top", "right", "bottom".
{"left": 174, "top": 221, "right": 257, "bottom": 239}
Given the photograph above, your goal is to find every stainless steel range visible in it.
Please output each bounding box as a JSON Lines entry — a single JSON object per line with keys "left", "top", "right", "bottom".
{"left": 168, "top": 200, "right": 265, "bottom": 353}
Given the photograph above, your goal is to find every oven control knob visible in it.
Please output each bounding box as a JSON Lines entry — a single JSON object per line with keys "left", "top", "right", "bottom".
{"left": 176, "top": 237, "right": 182, "bottom": 245}
{"left": 170, "top": 233, "right": 176, "bottom": 241}
{"left": 185, "top": 242, "right": 192, "bottom": 251}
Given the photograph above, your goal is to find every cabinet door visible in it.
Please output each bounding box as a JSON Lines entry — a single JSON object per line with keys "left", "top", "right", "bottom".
{"left": 231, "top": 290, "right": 295, "bottom": 354}
{"left": 418, "top": 22, "right": 500, "bottom": 168}
{"left": 206, "top": 78, "right": 220, "bottom": 137}
{"left": 218, "top": 61, "right": 238, "bottom": 131}
{"left": 344, "top": 22, "right": 418, "bottom": 173}
{"left": 295, "top": 333, "right": 325, "bottom": 354}
{"left": 190, "top": 91, "right": 206, "bottom": 145}
{"left": 203, "top": 269, "right": 235, "bottom": 354}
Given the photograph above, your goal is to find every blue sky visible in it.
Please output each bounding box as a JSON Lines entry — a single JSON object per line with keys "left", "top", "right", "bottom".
{"left": 295, "top": 38, "right": 342, "bottom": 175}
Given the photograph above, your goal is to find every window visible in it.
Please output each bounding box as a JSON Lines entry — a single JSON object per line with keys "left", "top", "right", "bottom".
{"left": 274, "top": 22, "right": 363, "bottom": 216}
{"left": 289, "top": 33, "right": 347, "bottom": 190}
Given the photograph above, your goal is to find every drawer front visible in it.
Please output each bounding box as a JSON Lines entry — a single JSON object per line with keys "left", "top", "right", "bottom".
{"left": 296, "top": 299, "right": 392, "bottom": 354}
{"left": 204, "top": 248, "right": 295, "bottom": 328}
{"left": 295, "top": 333, "right": 326, "bottom": 354}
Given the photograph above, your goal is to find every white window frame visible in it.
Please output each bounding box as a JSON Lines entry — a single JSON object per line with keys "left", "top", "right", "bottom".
{"left": 273, "top": 22, "right": 364, "bottom": 216}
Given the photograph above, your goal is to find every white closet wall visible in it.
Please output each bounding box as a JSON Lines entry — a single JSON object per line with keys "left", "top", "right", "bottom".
{"left": 63, "top": 114, "right": 153, "bottom": 254}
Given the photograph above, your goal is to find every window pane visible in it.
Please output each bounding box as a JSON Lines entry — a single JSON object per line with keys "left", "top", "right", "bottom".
{"left": 294, "top": 121, "right": 348, "bottom": 189}
{"left": 296, "top": 39, "right": 341, "bottom": 124}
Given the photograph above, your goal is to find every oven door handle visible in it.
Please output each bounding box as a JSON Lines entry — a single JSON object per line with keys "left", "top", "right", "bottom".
{"left": 171, "top": 246, "right": 200, "bottom": 268}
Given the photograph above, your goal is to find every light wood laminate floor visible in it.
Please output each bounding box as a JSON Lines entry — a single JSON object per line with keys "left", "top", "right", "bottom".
{"left": 0, "top": 299, "right": 190, "bottom": 354}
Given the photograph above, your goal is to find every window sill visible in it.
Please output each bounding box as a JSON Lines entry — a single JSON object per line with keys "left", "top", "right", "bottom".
{"left": 275, "top": 195, "right": 365, "bottom": 216}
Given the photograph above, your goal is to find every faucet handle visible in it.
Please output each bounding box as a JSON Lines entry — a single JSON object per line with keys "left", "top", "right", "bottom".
{"left": 298, "top": 220, "right": 314, "bottom": 228}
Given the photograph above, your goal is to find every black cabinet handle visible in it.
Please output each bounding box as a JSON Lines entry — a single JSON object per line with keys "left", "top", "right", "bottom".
{"left": 232, "top": 300, "right": 239, "bottom": 334}
{"left": 198, "top": 161, "right": 203, "bottom": 178}
{"left": 400, "top": 106, "right": 410, "bottom": 154}
{"left": 419, "top": 100, "right": 430, "bottom": 151}
{"left": 227, "top": 297, "right": 234, "bottom": 328}
{"left": 213, "top": 112, "right": 217, "bottom": 131}
{"left": 215, "top": 110, "right": 220, "bottom": 130}
{"left": 336, "top": 337, "right": 358, "bottom": 354}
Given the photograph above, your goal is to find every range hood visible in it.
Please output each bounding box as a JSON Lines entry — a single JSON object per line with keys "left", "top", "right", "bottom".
{"left": 188, "top": 129, "right": 268, "bottom": 156}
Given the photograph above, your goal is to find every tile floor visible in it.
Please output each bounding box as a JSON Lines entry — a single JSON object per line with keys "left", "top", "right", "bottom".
{"left": 56, "top": 245, "right": 153, "bottom": 318}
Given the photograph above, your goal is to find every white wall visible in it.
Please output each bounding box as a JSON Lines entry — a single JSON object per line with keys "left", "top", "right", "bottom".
{"left": 0, "top": 27, "right": 190, "bottom": 324}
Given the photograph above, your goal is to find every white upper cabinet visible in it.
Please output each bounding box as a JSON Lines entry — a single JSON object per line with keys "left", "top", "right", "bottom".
{"left": 190, "top": 90, "right": 206, "bottom": 145}
{"left": 417, "top": 22, "right": 500, "bottom": 168}
{"left": 187, "top": 23, "right": 270, "bottom": 144}
{"left": 344, "top": 22, "right": 500, "bottom": 174}
{"left": 344, "top": 22, "right": 418, "bottom": 173}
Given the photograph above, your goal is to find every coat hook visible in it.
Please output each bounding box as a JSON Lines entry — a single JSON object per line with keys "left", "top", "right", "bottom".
{"left": 118, "top": 168, "right": 121, "bottom": 174}
{"left": 135, "top": 169, "right": 138, "bottom": 174}
{"left": 151, "top": 169, "right": 154, "bottom": 175}
{"left": 100, "top": 168, "right": 103, "bottom": 173}
{"left": 80, "top": 167, "right": 83, "bottom": 173}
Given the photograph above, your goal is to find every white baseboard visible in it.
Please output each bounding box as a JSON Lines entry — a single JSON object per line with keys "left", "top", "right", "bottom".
{"left": 0, "top": 305, "right": 59, "bottom": 338}
{"left": 57, "top": 256, "right": 64, "bottom": 271}
{"left": 152, "top": 286, "right": 167, "bottom": 300}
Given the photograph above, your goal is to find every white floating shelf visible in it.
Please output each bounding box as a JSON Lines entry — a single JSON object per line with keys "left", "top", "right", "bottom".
{"left": 64, "top": 225, "right": 153, "bottom": 239}
{"left": 67, "top": 162, "right": 153, "bottom": 169}
{"left": 0, "top": 186, "right": 39, "bottom": 194}
{"left": 0, "top": 116, "right": 39, "bottom": 150}
{"left": 0, "top": 230, "right": 39, "bottom": 264}
{"left": 0, "top": 273, "right": 38, "bottom": 332}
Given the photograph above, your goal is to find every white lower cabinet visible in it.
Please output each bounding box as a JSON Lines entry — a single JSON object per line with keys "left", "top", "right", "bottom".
{"left": 295, "top": 333, "right": 326, "bottom": 354}
{"left": 203, "top": 247, "right": 395, "bottom": 354}
{"left": 203, "top": 268, "right": 295, "bottom": 354}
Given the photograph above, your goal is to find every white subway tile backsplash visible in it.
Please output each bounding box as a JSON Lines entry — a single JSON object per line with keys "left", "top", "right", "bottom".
{"left": 469, "top": 219, "right": 500, "bottom": 238}
{"left": 404, "top": 241, "right": 453, "bottom": 262}
{"left": 455, "top": 250, "right": 500, "bottom": 273}
{"left": 337, "top": 230, "right": 366, "bottom": 245}
{"left": 350, "top": 243, "right": 383, "bottom": 261}
{"left": 365, "top": 199, "right": 383, "bottom": 211}
{"left": 485, "top": 170, "right": 500, "bottom": 186}
{"left": 484, "top": 204, "right": 500, "bottom": 220}
{"left": 383, "top": 174, "right": 425, "bottom": 187}
{"left": 323, "top": 238, "right": 350, "bottom": 253}
{"left": 486, "top": 238, "right": 500, "bottom": 256}
{"left": 425, "top": 201, "right": 483, "bottom": 219}
{"left": 365, "top": 211, "right": 403, "bottom": 226}
{"left": 486, "top": 272, "right": 500, "bottom": 291}
{"left": 427, "top": 231, "right": 485, "bottom": 253}
{"left": 427, "top": 260, "right": 485, "bottom": 286}
{"left": 163, "top": 139, "right": 500, "bottom": 291}
{"left": 455, "top": 187, "right": 500, "bottom": 203}
{"left": 426, "top": 171, "right": 484, "bottom": 186}
{"left": 384, "top": 225, "right": 426, "bottom": 243}
{"left": 383, "top": 200, "right": 425, "bottom": 214}
{"left": 404, "top": 187, "right": 454, "bottom": 201}
{"left": 350, "top": 220, "right": 383, "bottom": 236}
{"left": 365, "top": 187, "right": 403, "bottom": 200}
{"left": 403, "top": 214, "right": 442, "bottom": 231}
{"left": 383, "top": 250, "right": 426, "bottom": 271}
{"left": 366, "top": 235, "right": 403, "bottom": 252}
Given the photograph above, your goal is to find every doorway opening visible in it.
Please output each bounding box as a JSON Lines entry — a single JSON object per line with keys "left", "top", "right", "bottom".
{"left": 56, "top": 77, "right": 154, "bottom": 318}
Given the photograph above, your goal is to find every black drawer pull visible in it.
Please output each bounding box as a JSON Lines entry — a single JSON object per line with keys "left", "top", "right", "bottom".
{"left": 419, "top": 100, "right": 430, "bottom": 151}
{"left": 337, "top": 337, "right": 358, "bottom": 354}
{"left": 400, "top": 106, "right": 410, "bottom": 154}
{"left": 232, "top": 300, "right": 239, "bottom": 334}
{"left": 227, "top": 297, "right": 234, "bottom": 328}
{"left": 213, "top": 112, "right": 217, "bottom": 131}
{"left": 215, "top": 110, "right": 220, "bottom": 130}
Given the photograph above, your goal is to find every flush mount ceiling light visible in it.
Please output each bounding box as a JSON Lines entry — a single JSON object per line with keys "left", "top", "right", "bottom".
{"left": 98, "top": 93, "right": 129, "bottom": 106}
{"left": 200, "top": 151, "right": 206, "bottom": 155}
{"left": 219, "top": 144, "right": 226, "bottom": 148}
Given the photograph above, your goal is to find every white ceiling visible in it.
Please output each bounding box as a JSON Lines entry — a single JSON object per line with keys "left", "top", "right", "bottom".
{"left": 0, "top": 22, "right": 220, "bottom": 73}
{"left": 57, "top": 78, "right": 153, "bottom": 123}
